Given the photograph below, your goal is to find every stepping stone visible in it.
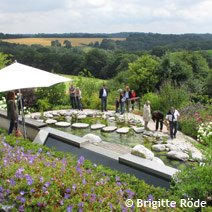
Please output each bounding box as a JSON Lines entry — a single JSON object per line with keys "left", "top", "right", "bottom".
{"left": 151, "top": 144, "right": 167, "bottom": 152}
{"left": 45, "top": 119, "right": 57, "bottom": 124}
{"left": 91, "top": 124, "right": 106, "bottom": 130}
{"left": 52, "top": 112, "right": 60, "bottom": 116}
{"left": 55, "top": 122, "right": 71, "bottom": 127}
{"left": 116, "top": 127, "right": 130, "bottom": 134}
{"left": 102, "top": 126, "right": 117, "bottom": 132}
{"left": 72, "top": 123, "right": 89, "bottom": 129}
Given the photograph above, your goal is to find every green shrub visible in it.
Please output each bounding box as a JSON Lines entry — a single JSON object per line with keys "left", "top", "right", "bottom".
{"left": 36, "top": 98, "right": 51, "bottom": 112}
{"left": 172, "top": 164, "right": 212, "bottom": 209}
{"left": 141, "top": 92, "right": 160, "bottom": 113}
{"left": 36, "top": 83, "right": 67, "bottom": 107}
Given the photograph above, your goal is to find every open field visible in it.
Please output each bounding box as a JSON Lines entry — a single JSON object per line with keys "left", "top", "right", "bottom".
{"left": 1, "top": 37, "right": 125, "bottom": 47}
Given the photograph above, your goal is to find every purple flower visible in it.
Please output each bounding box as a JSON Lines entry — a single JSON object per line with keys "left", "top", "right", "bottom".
{"left": 192, "top": 167, "right": 197, "bottom": 170}
{"left": 44, "top": 181, "right": 50, "bottom": 188}
{"left": 20, "top": 197, "right": 26, "bottom": 204}
{"left": 37, "top": 202, "right": 42, "bottom": 206}
{"left": 79, "top": 209, "right": 83, "bottom": 212}
{"left": 0, "top": 186, "right": 3, "bottom": 192}
{"left": 19, "top": 205, "right": 24, "bottom": 212}
{"left": 66, "top": 188, "right": 71, "bottom": 193}
{"left": 82, "top": 178, "right": 86, "bottom": 185}
{"left": 42, "top": 187, "right": 47, "bottom": 192}
{"left": 115, "top": 176, "right": 120, "bottom": 181}
{"left": 46, "top": 151, "right": 51, "bottom": 156}
{"left": 109, "top": 203, "right": 113, "bottom": 209}
{"left": 78, "top": 202, "right": 84, "bottom": 207}
{"left": 148, "top": 194, "right": 154, "bottom": 201}
{"left": 39, "top": 176, "right": 44, "bottom": 183}
{"left": 27, "top": 179, "right": 34, "bottom": 185}
{"left": 60, "top": 200, "right": 63, "bottom": 205}
{"left": 16, "top": 140, "right": 20, "bottom": 143}
{"left": 83, "top": 193, "right": 89, "bottom": 197}
{"left": 10, "top": 179, "right": 16, "bottom": 186}
{"left": 93, "top": 164, "right": 97, "bottom": 168}
{"left": 6, "top": 189, "right": 10, "bottom": 195}
{"left": 30, "top": 188, "right": 35, "bottom": 193}
{"left": 102, "top": 172, "right": 105, "bottom": 177}
{"left": 20, "top": 191, "right": 25, "bottom": 196}
{"left": 67, "top": 205, "right": 73, "bottom": 212}
{"left": 64, "top": 194, "right": 69, "bottom": 199}
{"left": 72, "top": 184, "right": 76, "bottom": 192}
{"left": 0, "top": 193, "right": 4, "bottom": 198}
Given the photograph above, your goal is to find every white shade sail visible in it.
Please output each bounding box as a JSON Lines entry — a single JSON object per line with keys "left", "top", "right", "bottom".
{"left": 0, "top": 62, "right": 72, "bottom": 92}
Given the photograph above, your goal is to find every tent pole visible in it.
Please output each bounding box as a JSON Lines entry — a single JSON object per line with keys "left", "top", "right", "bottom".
{"left": 19, "top": 89, "right": 27, "bottom": 138}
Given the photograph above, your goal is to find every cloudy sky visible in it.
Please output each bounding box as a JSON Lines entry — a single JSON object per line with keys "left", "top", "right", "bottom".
{"left": 0, "top": 0, "right": 212, "bottom": 34}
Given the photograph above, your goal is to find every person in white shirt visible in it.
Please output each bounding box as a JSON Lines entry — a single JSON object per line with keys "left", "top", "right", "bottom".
{"left": 143, "top": 100, "right": 151, "bottom": 130}
{"left": 165, "top": 106, "right": 180, "bottom": 139}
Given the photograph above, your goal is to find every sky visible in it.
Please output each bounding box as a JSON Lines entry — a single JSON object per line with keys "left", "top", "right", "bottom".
{"left": 0, "top": 0, "right": 212, "bottom": 34}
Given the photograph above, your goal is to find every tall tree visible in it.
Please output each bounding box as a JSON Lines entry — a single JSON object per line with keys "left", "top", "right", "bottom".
{"left": 128, "top": 55, "right": 159, "bottom": 95}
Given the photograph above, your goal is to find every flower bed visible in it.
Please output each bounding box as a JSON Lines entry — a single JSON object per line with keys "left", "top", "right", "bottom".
{"left": 1, "top": 133, "right": 212, "bottom": 211}
{"left": 0, "top": 134, "right": 171, "bottom": 212}
{"left": 179, "top": 104, "right": 212, "bottom": 138}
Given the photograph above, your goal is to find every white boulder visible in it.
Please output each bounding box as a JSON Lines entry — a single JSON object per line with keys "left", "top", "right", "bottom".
{"left": 131, "top": 145, "right": 154, "bottom": 160}
{"left": 151, "top": 144, "right": 167, "bottom": 152}
{"left": 83, "top": 133, "right": 102, "bottom": 145}
{"left": 166, "top": 151, "right": 189, "bottom": 161}
{"left": 151, "top": 157, "right": 165, "bottom": 165}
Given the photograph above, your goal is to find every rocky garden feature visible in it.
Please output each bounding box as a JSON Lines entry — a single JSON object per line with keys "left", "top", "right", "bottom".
{"left": 26, "top": 109, "right": 203, "bottom": 169}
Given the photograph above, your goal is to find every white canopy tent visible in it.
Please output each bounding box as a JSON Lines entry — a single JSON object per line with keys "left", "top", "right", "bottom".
{"left": 0, "top": 61, "right": 72, "bottom": 137}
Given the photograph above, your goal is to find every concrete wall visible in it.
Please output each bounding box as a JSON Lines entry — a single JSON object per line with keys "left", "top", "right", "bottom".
{"left": 0, "top": 109, "right": 47, "bottom": 140}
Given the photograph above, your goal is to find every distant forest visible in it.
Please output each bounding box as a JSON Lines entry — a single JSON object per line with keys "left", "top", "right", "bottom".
{"left": 1, "top": 32, "right": 212, "bottom": 83}
{"left": 1, "top": 32, "right": 212, "bottom": 52}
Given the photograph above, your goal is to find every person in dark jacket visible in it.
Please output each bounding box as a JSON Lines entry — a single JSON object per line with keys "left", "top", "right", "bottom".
{"left": 118, "top": 89, "right": 125, "bottom": 114}
{"left": 152, "top": 111, "right": 164, "bottom": 132}
{"left": 6, "top": 91, "right": 19, "bottom": 135}
{"left": 99, "top": 84, "right": 108, "bottom": 112}
{"left": 115, "top": 97, "right": 119, "bottom": 113}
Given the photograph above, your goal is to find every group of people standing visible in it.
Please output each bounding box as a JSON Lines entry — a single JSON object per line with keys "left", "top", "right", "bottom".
{"left": 69, "top": 84, "right": 83, "bottom": 111}
{"left": 98, "top": 84, "right": 136, "bottom": 114}
{"left": 116, "top": 86, "right": 136, "bottom": 114}
{"left": 143, "top": 100, "right": 180, "bottom": 139}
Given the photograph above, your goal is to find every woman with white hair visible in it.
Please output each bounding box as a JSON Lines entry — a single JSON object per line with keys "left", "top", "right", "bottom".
{"left": 143, "top": 100, "right": 151, "bottom": 130}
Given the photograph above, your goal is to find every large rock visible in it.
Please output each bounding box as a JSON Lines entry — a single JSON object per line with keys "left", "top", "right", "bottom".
{"left": 143, "top": 131, "right": 154, "bottom": 137}
{"left": 91, "top": 124, "right": 106, "bottom": 130}
{"left": 133, "top": 127, "right": 145, "bottom": 134}
{"left": 102, "top": 126, "right": 117, "bottom": 132}
{"left": 151, "top": 144, "right": 167, "bottom": 152}
{"left": 165, "top": 144, "right": 182, "bottom": 152}
{"left": 116, "top": 127, "right": 130, "bottom": 134}
{"left": 87, "top": 112, "right": 96, "bottom": 117}
{"left": 45, "top": 113, "right": 53, "bottom": 118}
{"left": 52, "top": 111, "right": 60, "bottom": 116}
{"left": 77, "top": 115, "right": 87, "bottom": 119}
{"left": 108, "top": 117, "right": 115, "bottom": 121}
{"left": 83, "top": 133, "right": 102, "bottom": 145}
{"left": 55, "top": 122, "right": 71, "bottom": 127}
{"left": 72, "top": 123, "right": 89, "bottom": 129}
{"left": 45, "top": 119, "right": 57, "bottom": 124}
{"left": 151, "top": 157, "right": 165, "bottom": 165}
{"left": 131, "top": 144, "right": 154, "bottom": 160}
{"left": 166, "top": 151, "right": 189, "bottom": 161}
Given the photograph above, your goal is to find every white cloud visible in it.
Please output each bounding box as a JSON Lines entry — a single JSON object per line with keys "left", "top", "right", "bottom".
{"left": 0, "top": 0, "right": 212, "bottom": 34}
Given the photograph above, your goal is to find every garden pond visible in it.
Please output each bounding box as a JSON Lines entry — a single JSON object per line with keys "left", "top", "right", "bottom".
{"left": 50, "top": 115, "right": 196, "bottom": 170}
